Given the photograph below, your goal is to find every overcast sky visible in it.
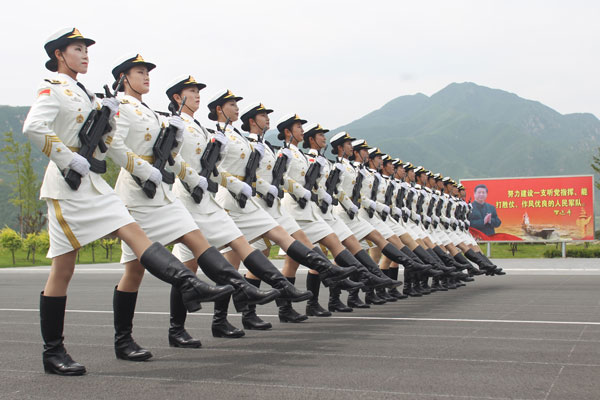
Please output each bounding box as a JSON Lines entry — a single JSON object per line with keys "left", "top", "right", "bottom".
{"left": 2, "top": 0, "right": 598, "bottom": 128}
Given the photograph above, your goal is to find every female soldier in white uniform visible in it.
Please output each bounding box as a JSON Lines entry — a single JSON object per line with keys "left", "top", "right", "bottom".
{"left": 197, "top": 90, "right": 355, "bottom": 326}
{"left": 330, "top": 138, "right": 436, "bottom": 305}
{"left": 107, "top": 58, "right": 282, "bottom": 359}
{"left": 23, "top": 29, "right": 234, "bottom": 376}
{"left": 302, "top": 125, "right": 395, "bottom": 312}
{"left": 240, "top": 109, "right": 388, "bottom": 320}
{"left": 164, "top": 78, "right": 311, "bottom": 339}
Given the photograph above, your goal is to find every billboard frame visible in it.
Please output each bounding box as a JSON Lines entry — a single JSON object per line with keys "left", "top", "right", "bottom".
{"left": 460, "top": 174, "right": 596, "bottom": 243}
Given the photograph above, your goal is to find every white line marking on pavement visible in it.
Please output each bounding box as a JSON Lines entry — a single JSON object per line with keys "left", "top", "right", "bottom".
{"left": 2, "top": 308, "right": 600, "bottom": 326}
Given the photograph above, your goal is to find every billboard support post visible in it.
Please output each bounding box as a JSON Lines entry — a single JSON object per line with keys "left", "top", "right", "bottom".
{"left": 486, "top": 242, "right": 491, "bottom": 258}
{"left": 562, "top": 242, "right": 566, "bottom": 258}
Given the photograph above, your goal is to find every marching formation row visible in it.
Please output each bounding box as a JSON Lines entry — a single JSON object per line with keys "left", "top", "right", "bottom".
{"left": 23, "top": 28, "right": 504, "bottom": 376}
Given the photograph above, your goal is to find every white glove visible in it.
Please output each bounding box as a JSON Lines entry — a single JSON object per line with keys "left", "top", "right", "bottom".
{"left": 240, "top": 182, "right": 252, "bottom": 199}
{"left": 148, "top": 167, "right": 162, "bottom": 186}
{"left": 253, "top": 142, "right": 265, "bottom": 158}
{"left": 414, "top": 214, "right": 421, "bottom": 223}
{"left": 102, "top": 97, "right": 120, "bottom": 119}
{"left": 315, "top": 156, "right": 327, "bottom": 167}
{"left": 317, "top": 188, "right": 332, "bottom": 205}
{"left": 381, "top": 205, "right": 390, "bottom": 215}
{"left": 281, "top": 148, "right": 293, "bottom": 167}
{"left": 196, "top": 175, "right": 208, "bottom": 192}
{"left": 168, "top": 115, "right": 185, "bottom": 141}
{"left": 212, "top": 133, "right": 228, "bottom": 156}
{"left": 367, "top": 199, "right": 376, "bottom": 210}
{"left": 267, "top": 184, "right": 279, "bottom": 198}
{"left": 300, "top": 187, "right": 311, "bottom": 201}
{"left": 393, "top": 207, "right": 402, "bottom": 217}
{"left": 433, "top": 216, "right": 440, "bottom": 224}
{"left": 402, "top": 207, "right": 411, "bottom": 218}
{"left": 424, "top": 216, "right": 432, "bottom": 224}
{"left": 67, "top": 153, "right": 90, "bottom": 177}
{"left": 349, "top": 204, "right": 359, "bottom": 215}
{"left": 334, "top": 162, "right": 344, "bottom": 173}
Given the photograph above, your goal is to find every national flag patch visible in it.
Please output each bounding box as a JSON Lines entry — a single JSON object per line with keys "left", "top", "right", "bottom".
{"left": 38, "top": 88, "right": 51, "bottom": 97}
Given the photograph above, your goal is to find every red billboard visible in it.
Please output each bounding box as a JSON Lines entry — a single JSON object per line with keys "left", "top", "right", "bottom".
{"left": 461, "top": 175, "right": 595, "bottom": 242}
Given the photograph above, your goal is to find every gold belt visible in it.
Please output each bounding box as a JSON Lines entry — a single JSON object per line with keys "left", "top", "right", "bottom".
{"left": 67, "top": 146, "right": 80, "bottom": 152}
{"left": 139, "top": 155, "right": 155, "bottom": 163}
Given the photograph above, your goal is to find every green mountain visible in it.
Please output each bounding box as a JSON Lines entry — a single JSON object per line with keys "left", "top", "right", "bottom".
{"left": 330, "top": 82, "right": 600, "bottom": 180}
{"left": 2, "top": 82, "right": 599, "bottom": 230}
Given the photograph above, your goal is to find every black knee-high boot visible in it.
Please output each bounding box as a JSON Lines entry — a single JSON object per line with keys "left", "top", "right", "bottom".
{"left": 285, "top": 241, "right": 356, "bottom": 286}
{"left": 403, "top": 270, "right": 420, "bottom": 297}
{"left": 454, "top": 252, "right": 484, "bottom": 276}
{"left": 306, "top": 273, "right": 331, "bottom": 316}
{"left": 241, "top": 278, "right": 273, "bottom": 330}
{"left": 40, "top": 293, "right": 86, "bottom": 375}
{"left": 386, "top": 268, "right": 407, "bottom": 299}
{"left": 197, "top": 247, "right": 280, "bottom": 311}
{"left": 243, "top": 250, "right": 313, "bottom": 301}
{"left": 277, "top": 277, "right": 308, "bottom": 323}
{"left": 168, "top": 287, "right": 202, "bottom": 348}
{"left": 140, "top": 242, "right": 234, "bottom": 313}
{"left": 329, "top": 284, "right": 354, "bottom": 312}
{"left": 113, "top": 287, "right": 153, "bottom": 361}
{"left": 212, "top": 294, "right": 245, "bottom": 338}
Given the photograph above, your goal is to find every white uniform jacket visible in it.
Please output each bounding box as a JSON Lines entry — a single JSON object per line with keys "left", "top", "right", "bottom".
{"left": 23, "top": 73, "right": 115, "bottom": 200}
{"left": 213, "top": 123, "right": 263, "bottom": 213}
{"left": 280, "top": 144, "right": 324, "bottom": 221}
{"left": 172, "top": 113, "right": 223, "bottom": 214}
{"left": 109, "top": 94, "right": 184, "bottom": 207}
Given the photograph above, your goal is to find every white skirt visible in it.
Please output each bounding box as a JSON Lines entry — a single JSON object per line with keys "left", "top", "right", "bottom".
{"left": 252, "top": 205, "right": 302, "bottom": 251}
{"left": 385, "top": 217, "right": 407, "bottom": 236}
{"left": 227, "top": 206, "right": 279, "bottom": 243}
{"left": 121, "top": 200, "right": 198, "bottom": 263}
{"left": 358, "top": 208, "right": 394, "bottom": 239}
{"left": 173, "top": 208, "right": 243, "bottom": 262}
{"left": 322, "top": 213, "right": 353, "bottom": 242}
{"left": 333, "top": 205, "right": 374, "bottom": 241}
{"left": 406, "top": 220, "right": 428, "bottom": 240}
{"left": 46, "top": 193, "right": 135, "bottom": 258}
{"left": 296, "top": 214, "right": 334, "bottom": 244}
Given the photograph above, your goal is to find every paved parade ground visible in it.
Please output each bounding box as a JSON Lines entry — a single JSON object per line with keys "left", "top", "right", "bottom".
{"left": 1, "top": 259, "right": 600, "bottom": 399}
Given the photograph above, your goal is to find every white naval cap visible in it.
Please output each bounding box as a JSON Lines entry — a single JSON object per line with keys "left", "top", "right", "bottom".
{"left": 206, "top": 89, "right": 243, "bottom": 121}
{"left": 276, "top": 113, "right": 307, "bottom": 139}
{"left": 367, "top": 147, "right": 383, "bottom": 158}
{"left": 165, "top": 75, "right": 206, "bottom": 100}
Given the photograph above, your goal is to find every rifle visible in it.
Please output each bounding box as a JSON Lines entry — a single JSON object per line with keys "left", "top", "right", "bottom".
{"left": 237, "top": 136, "right": 262, "bottom": 208}
{"left": 296, "top": 161, "right": 320, "bottom": 209}
{"left": 63, "top": 76, "right": 125, "bottom": 190}
{"left": 396, "top": 184, "right": 406, "bottom": 208}
{"left": 134, "top": 97, "right": 186, "bottom": 198}
{"left": 383, "top": 181, "right": 395, "bottom": 221}
{"left": 349, "top": 165, "right": 364, "bottom": 219}
{"left": 185, "top": 124, "right": 223, "bottom": 204}
{"left": 435, "top": 195, "right": 444, "bottom": 217}
{"left": 367, "top": 172, "right": 379, "bottom": 218}
{"left": 426, "top": 194, "right": 436, "bottom": 217}
{"left": 265, "top": 152, "right": 287, "bottom": 207}
{"left": 320, "top": 162, "right": 341, "bottom": 213}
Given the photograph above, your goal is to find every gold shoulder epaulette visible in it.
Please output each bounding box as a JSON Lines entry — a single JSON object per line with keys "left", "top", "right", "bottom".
{"left": 44, "top": 79, "right": 65, "bottom": 85}
{"left": 120, "top": 99, "right": 130, "bottom": 104}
